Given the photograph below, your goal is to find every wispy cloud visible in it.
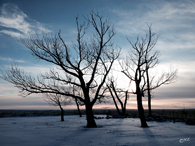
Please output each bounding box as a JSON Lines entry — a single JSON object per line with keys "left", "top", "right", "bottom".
{"left": 112, "top": 0, "right": 195, "bottom": 36}
{"left": 0, "top": 3, "right": 51, "bottom": 38}
{"left": 112, "top": 0, "right": 195, "bottom": 50}
{"left": 0, "top": 56, "right": 26, "bottom": 63}
{"left": 111, "top": 0, "right": 195, "bottom": 64}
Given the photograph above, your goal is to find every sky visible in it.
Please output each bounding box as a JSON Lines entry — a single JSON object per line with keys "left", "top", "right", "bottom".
{"left": 0, "top": 0, "right": 195, "bottom": 110}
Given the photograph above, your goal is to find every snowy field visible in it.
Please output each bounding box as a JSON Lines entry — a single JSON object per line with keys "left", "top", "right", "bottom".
{"left": 0, "top": 115, "right": 194, "bottom": 146}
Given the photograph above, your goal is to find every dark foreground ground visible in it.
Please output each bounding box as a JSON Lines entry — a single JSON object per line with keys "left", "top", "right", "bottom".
{"left": 1, "top": 109, "right": 195, "bottom": 120}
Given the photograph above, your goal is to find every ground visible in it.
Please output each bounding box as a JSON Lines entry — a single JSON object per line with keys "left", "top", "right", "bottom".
{"left": 0, "top": 115, "right": 194, "bottom": 146}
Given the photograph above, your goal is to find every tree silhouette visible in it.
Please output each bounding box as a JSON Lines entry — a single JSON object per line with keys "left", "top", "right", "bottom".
{"left": 120, "top": 26, "right": 177, "bottom": 127}
{"left": 0, "top": 11, "right": 120, "bottom": 128}
{"left": 107, "top": 77, "right": 131, "bottom": 116}
{"left": 44, "top": 93, "right": 71, "bottom": 121}
{"left": 142, "top": 25, "right": 177, "bottom": 117}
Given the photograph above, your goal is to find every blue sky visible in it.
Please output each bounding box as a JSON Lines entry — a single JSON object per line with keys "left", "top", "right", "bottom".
{"left": 0, "top": 0, "right": 195, "bottom": 110}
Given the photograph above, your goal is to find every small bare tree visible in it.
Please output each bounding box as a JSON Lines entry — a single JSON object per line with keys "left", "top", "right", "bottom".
{"left": 107, "top": 77, "right": 131, "bottom": 116}
{"left": 121, "top": 26, "right": 177, "bottom": 127}
{"left": 0, "top": 11, "right": 120, "bottom": 128}
{"left": 44, "top": 93, "right": 71, "bottom": 121}
{"left": 142, "top": 25, "right": 177, "bottom": 117}
{"left": 72, "top": 85, "right": 84, "bottom": 117}
{"left": 75, "top": 98, "right": 83, "bottom": 117}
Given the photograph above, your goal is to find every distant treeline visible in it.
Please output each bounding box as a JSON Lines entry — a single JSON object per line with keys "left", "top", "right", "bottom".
{"left": 1, "top": 109, "right": 195, "bottom": 120}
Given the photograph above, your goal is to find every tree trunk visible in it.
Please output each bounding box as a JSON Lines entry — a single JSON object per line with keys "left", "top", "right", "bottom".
{"left": 75, "top": 98, "right": 82, "bottom": 117}
{"left": 85, "top": 99, "right": 97, "bottom": 128}
{"left": 148, "top": 95, "right": 152, "bottom": 117}
{"left": 60, "top": 106, "right": 64, "bottom": 122}
{"left": 108, "top": 85, "right": 121, "bottom": 115}
{"left": 122, "top": 91, "right": 128, "bottom": 116}
{"left": 122, "top": 108, "right": 126, "bottom": 116}
{"left": 137, "top": 87, "right": 148, "bottom": 127}
{"left": 146, "top": 67, "right": 152, "bottom": 117}
{"left": 112, "top": 96, "right": 121, "bottom": 115}
{"left": 111, "top": 82, "right": 124, "bottom": 115}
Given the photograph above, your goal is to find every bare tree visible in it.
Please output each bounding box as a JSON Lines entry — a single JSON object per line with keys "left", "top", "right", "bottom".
{"left": 107, "top": 77, "right": 131, "bottom": 116}
{"left": 142, "top": 25, "right": 177, "bottom": 117}
{"left": 44, "top": 93, "right": 71, "bottom": 121}
{"left": 121, "top": 51, "right": 149, "bottom": 127}
{"left": 0, "top": 11, "right": 120, "bottom": 128}
{"left": 72, "top": 85, "right": 84, "bottom": 117}
{"left": 143, "top": 25, "right": 159, "bottom": 118}
{"left": 75, "top": 98, "right": 83, "bottom": 117}
{"left": 120, "top": 26, "right": 177, "bottom": 127}
{"left": 144, "top": 67, "right": 177, "bottom": 117}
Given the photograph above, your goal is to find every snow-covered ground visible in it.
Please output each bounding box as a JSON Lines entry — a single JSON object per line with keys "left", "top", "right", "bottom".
{"left": 0, "top": 115, "right": 194, "bottom": 146}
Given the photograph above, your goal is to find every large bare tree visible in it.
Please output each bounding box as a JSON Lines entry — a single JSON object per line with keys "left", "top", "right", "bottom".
{"left": 0, "top": 12, "right": 120, "bottom": 128}
{"left": 120, "top": 26, "right": 177, "bottom": 127}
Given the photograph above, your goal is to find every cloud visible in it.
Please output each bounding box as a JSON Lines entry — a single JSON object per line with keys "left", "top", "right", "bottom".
{"left": 0, "top": 29, "right": 22, "bottom": 38}
{"left": 112, "top": 0, "right": 195, "bottom": 47}
{"left": 0, "top": 3, "right": 51, "bottom": 38}
{"left": 0, "top": 56, "right": 26, "bottom": 63}
{"left": 112, "top": 0, "right": 195, "bottom": 35}
{"left": 111, "top": 0, "right": 195, "bottom": 65}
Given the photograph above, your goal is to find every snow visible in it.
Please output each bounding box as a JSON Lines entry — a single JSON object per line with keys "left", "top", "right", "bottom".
{"left": 0, "top": 115, "right": 194, "bottom": 146}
